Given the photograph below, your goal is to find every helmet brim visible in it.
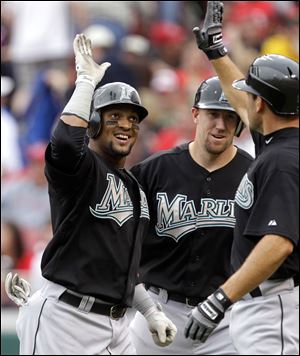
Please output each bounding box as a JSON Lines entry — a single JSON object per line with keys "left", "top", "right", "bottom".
{"left": 232, "top": 79, "right": 261, "bottom": 96}
{"left": 100, "top": 101, "right": 148, "bottom": 122}
{"left": 195, "top": 102, "right": 237, "bottom": 112}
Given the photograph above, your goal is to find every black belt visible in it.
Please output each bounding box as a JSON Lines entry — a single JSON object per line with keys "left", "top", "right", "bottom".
{"left": 250, "top": 275, "right": 299, "bottom": 298}
{"left": 145, "top": 285, "right": 205, "bottom": 307}
{"left": 59, "top": 290, "right": 126, "bottom": 319}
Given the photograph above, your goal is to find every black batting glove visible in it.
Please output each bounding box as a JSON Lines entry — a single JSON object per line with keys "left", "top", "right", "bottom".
{"left": 193, "top": 1, "right": 227, "bottom": 60}
{"left": 184, "top": 288, "right": 232, "bottom": 342}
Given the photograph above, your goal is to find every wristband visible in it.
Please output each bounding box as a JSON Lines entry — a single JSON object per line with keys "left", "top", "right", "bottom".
{"left": 213, "top": 288, "right": 232, "bottom": 310}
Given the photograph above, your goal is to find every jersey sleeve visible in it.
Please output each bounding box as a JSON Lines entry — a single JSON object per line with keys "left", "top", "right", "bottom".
{"left": 243, "top": 170, "right": 299, "bottom": 245}
{"left": 45, "top": 120, "right": 94, "bottom": 190}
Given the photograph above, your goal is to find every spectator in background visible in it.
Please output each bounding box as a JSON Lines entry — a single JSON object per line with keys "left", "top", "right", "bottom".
{"left": 83, "top": 24, "right": 137, "bottom": 87}
{"left": 149, "top": 21, "right": 188, "bottom": 68}
{"left": 1, "top": 220, "right": 27, "bottom": 306}
{"left": 1, "top": 221, "right": 25, "bottom": 272}
{"left": 1, "top": 142, "right": 51, "bottom": 254}
{"left": 1, "top": 1, "right": 73, "bottom": 90}
{"left": 120, "top": 34, "right": 152, "bottom": 88}
{"left": 1, "top": 76, "right": 23, "bottom": 178}
{"left": 260, "top": 7, "right": 299, "bottom": 61}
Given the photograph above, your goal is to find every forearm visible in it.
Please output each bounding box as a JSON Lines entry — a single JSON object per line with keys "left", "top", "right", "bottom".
{"left": 61, "top": 81, "right": 94, "bottom": 127}
{"left": 132, "top": 283, "right": 156, "bottom": 316}
{"left": 221, "top": 234, "right": 294, "bottom": 302}
{"left": 211, "top": 56, "right": 249, "bottom": 126}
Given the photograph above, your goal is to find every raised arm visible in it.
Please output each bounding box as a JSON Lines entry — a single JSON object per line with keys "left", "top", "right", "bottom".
{"left": 193, "top": 1, "right": 249, "bottom": 126}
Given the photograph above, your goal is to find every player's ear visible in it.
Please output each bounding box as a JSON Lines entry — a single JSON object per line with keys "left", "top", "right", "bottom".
{"left": 255, "top": 96, "right": 265, "bottom": 113}
{"left": 192, "top": 107, "right": 200, "bottom": 123}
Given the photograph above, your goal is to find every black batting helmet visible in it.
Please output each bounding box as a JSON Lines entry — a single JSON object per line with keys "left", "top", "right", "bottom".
{"left": 194, "top": 76, "right": 244, "bottom": 136}
{"left": 88, "top": 82, "right": 148, "bottom": 138}
{"left": 232, "top": 54, "right": 299, "bottom": 116}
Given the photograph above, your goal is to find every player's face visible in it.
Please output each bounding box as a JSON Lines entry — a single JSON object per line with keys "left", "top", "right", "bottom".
{"left": 97, "top": 105, "right": 140, "bottom": 158}
{"left": 194, "top": 108, "right": 239, "bottom": 154}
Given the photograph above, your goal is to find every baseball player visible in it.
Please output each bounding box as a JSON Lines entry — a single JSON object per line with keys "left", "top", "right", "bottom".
{"left": 129, "top": 76, "right": 253, "bottom": 354}
{"left": 5, "top": 33, "right": 177, "bottom": 355}
{"left": 185, "top": 2, "right": 299, "bottom": 355}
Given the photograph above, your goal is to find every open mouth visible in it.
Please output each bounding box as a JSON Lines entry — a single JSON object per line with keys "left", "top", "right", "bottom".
{"left": 211, "top": 134, "right": 226, "bottom": 140}
{"left": 114, "top": 133, "right": 131, "bottom": 143}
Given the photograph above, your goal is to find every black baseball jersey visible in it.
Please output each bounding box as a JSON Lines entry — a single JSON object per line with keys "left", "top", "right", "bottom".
{"left": 41, "top": 121, "right": 150, "bottom": 306}
{"left": 131, "top": 142, "right": 253, "bottom": 298}
{"left": 232, "top": 128, "right": 299, "bottom": 279}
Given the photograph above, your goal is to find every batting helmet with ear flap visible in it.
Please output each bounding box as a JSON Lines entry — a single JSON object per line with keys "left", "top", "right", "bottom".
{"left": 194, "top": 76, "right": 244, "bottom": 137}
{"left": 88, "top": 82, "right": 148, "bottom": 138}
{"left": 232, "top": 54, "right": 299, "bottom": 116}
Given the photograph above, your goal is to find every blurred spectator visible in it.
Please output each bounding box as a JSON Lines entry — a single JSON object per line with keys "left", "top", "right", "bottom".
{"left": 156, "top": 1, "right": 184, "bottom": 24}
{"left": 1, "top": 76, "right": 23, "bottom": 178}
{"left": 149, "top": 21, "right": 188, "bottom": 68}
{"left": 1, "top": 1, "right": 74, "bottom": 90}
{"left": 1, "top": 142, "right": 51, "bottom": 254}
{"left": 1, "top": 220, "right": 30, "bottom": 307}
{"left": 82, "top": 24, "right": 136, "bottom": 86}
{"left": 75, "top": 1, "right": 156, "bottom": 42}
{"left": 120, "top": 34, "right": 152, "bottom": 88}
{"left": 260, "top": 4, "right": 299, "bottom": 61}
{"left": 1, "top": 221, "right": 25, "bottom": 272}
{"left": 19, "top": 71, "right": 65, "bottom": 155}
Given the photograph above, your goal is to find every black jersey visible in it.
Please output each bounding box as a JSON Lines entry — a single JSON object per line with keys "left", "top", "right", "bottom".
{"left": 41, "top": 121, "right": 150, "bottom": 306}
{"left": 131, "top": 143, "right": 253, "bottom": 298}
{"left": 232, "top": 128, "right": 299, "bottom": 279}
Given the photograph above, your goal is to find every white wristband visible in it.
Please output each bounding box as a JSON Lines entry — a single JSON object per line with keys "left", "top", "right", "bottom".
{"left": 62, "top": 80, "right": 95, "bottom": 122}
{"left": 132, "top": 284, "right": 156, "bottom": 316}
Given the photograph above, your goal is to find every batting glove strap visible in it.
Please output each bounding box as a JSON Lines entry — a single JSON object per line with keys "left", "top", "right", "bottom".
{"left": 210, "top": 288, "right": 232, "bottom": 310}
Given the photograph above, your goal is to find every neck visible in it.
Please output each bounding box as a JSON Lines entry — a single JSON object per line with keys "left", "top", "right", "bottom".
{"left": 262, "top": 114, "right": 299, "bottom": 135}
{"left": 189, "top": 141, "right": 237, "bottom": 172}
{"left": 89, "top": 142, "right": 126, "bottom": 169}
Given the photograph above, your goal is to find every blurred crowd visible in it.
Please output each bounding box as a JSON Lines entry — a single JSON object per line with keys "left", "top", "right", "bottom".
{"left": 1, "top": 1, "right": 299, "bottom": 306}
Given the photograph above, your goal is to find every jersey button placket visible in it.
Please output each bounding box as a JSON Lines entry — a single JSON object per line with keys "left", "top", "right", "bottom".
{"left": 206, "top": 175, "right": 211, "bottom": 196}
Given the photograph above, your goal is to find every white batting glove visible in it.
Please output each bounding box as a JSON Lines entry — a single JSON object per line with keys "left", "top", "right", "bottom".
{"left": 73, "top": 33, "right": 111, "bottom": 88}
{"left": 144, "top": 303, "right": 177, "bottom": 347}
{"left": 5, "top": 272, "right": 31, "bottom": 307}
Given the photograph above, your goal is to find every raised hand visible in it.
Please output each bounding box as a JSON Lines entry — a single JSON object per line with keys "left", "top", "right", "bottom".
{"left": 73, "top": 34, "right": 111, "bottom": 88}
{"left": 193, "top": 1, "right": 227, "bottom": 60}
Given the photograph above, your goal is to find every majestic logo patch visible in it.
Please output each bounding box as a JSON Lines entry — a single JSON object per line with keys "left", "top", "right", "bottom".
{"left": 235, "top": 173, "right": 254, "bottom": 209}
{"left": 90, "top": 174, "right": 149, "bottom": 226}
{"left": 155, "top": 193, "right": 235, "bottom": 242}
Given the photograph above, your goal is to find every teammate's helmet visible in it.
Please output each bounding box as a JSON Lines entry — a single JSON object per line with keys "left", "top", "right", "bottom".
{"left": 194, "top": 76, "right": 244, "bottom": 136}
{"left": 232, "top": 54, "right": 299, "bottom": 116}
{"left": 88, "top": 82, "right": 148, "bottom": 138}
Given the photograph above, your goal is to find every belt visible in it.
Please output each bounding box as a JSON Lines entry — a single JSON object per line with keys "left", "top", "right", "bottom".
{"left": 249, "top": 275, "right": 299, "bottom": 298}
{"left": 59, "top": 290, "right": 126, "bottom": 319}
{"left": 145, "top": 285, "right": 205, "bottom": 307}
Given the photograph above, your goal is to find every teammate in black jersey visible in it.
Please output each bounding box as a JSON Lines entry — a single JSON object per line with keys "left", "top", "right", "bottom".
{"left": 5, "top": 33, "right": 176, "bottom": 355}
{"left": 185, "top": 2, "right": 299, "bottom": 355}
{"left": 129, "top": 75, "right": 253, "bottom": 355}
